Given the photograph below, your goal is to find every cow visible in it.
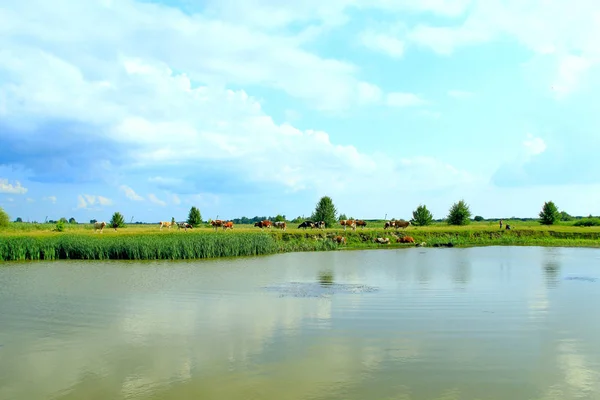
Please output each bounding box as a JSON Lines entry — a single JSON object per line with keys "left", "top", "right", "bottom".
{"left": 159, "top": 221, "right": 172, "bottom": 230}
{"left": 355, "top": 220, "right": 367, "bottom": 229}
{"left": 94, "top": 221, "right": 106, "bottom": 233}
{"left": 339, "top": 219, "right": 356, "bottom": 231}
{"left": 397, "top": 236, "right": 415, "bottom": 243}
{"left": 222, "top": 221, "right": 234, "bottom": 230}
{"left": 314, "top": 221, "right": 325, "bottom": 229}
{"left": 211, "top": 220, "right": 224, "bottom": 231}
{"left": 374, "top": 237, "right": 390, "bottom": 244}
{"left": 394, "top": 220, "right": 411, "bottom": 230}
{"left": 333, "top": 235, "right": 347, "bottom": 245}
{"left": 298, "top": 220, "right": 315, "bottom": 229}
{"left": 273, "top": 221, "right": 287, "bottom": 230}
{"left": 178, "top": 222, "right": 193, "bottom": 232}
{"left": 254, "top": 220, "right": 273, "bottom": 229}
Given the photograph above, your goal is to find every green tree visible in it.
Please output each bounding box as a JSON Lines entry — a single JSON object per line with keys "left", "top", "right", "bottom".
{"left": 311, "top": 196, "right": 338, "bottom": 227}
{"left": 59, "top": 217, "right": 68, "bottom": 224}
{"left": 274, "top": 214, "right": 286, "bottom": 222}
{"left": 0, "top": 207, "right": 9, "bottom": 228}
{"left": 171, "top": 217, "right": 176, "bottom": 225}
{"left": 68, "top": 217, "right": 77, "bottom": 224}
{"left": 110, "top": 212, "right": 126, "bottom": 230}
{"left": 90, "top": 219, "right": 97, "bottom": 224}
{"left": 447, "top": 199, "right": 472, "bottom": 226}
{"left": 187, "top": 206, "right": 202, "bottom": 227}
{"left": 474, "top": 215, "right": 484, "bottom": 222}
{"left": 411, "top": 204, "right": 433, "bottom": 226}
{"left": 539, "top": 201, "right": 560, "bottom": 225}
{"left": 338, "top": 213, "right": 348, "bottom": 221}
{"left": 559, "top": 211, "right": 573, "bottom": 221}
{"left": 15, "top": 217, "right": 23, "bottom": 223}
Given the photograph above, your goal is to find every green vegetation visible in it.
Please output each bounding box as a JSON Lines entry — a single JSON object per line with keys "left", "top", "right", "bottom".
{"left": 0, "top": 207, "right": 9, "bottom": 228}
{"left": 447, "top": 200, "right": 472, "bottom": 226}
{"left": 411, "top": 204, "right": 433, "bottom": 226}
{"left": 574, "top": 218, "right": 600, "bottom": 227}
{"left": 539, "top": 201, "right": 560, "bottom": 225}
{"left": 187, "top": 206, "right": 202, "bottom": 227}
{"left": 311, "top": 196, "right": 338, "bottom": 227}
{"left": 110, "top": 212, "right": 126, "bottom": 230}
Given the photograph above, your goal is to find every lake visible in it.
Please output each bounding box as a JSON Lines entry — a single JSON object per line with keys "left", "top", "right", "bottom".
{"left": 1, "top": 246, "right": 600, "bottom": 400}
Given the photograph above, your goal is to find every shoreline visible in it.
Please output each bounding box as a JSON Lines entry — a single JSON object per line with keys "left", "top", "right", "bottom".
{"left": 1, "top": 228, "right": 599, "bottom": 262}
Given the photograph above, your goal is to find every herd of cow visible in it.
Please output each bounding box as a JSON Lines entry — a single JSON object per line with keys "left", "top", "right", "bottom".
{"left": 92, "top": 218, "right": 413, "bottom": 233}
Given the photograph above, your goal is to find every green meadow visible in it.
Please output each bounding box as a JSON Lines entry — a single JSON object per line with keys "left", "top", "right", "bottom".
{"left": 1, "top": 219, "right": 600, "bottom": 262}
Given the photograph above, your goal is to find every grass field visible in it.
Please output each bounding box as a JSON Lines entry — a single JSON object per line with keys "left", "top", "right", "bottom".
{"left": 1, "top": 219, "right": 599, "bottom": 262}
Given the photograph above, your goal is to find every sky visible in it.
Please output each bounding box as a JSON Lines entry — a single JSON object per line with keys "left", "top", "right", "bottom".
{"left": 1, "top": 0, "right": 600, "bottom": 223}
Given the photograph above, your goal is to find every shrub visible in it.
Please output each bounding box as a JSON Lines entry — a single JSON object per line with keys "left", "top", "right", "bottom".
{"left": 447, "top": 200, "right": 472, "bottom": 225}
{"left": 0, "top": 207, "right": 10, "bottom": 228}
{"left": 474, "top": 215, "right": 484, "bottom": 222}
{"left": 55, "top": 220, "right": 66, "bottom": 232}
{"left": 539, "top": 201, "right": 560, "bottom": 225}
{"left": 411, "top": 204, "right": 433, "bottom": 226}
{"left": 573, "top": 218, "right": 600, "bottom": 227}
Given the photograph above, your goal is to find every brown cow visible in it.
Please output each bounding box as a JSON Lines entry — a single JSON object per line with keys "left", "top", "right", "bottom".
{"left": 273, "top": 221, "right": 287, "bottom": 230}
{"left": 355, "top": 220, "right": 367, "bottom": 229}
{"left": 254, "top": 220, "right": 272, "bottom": 229}
{"left": 222, "top": 221, "right": 234, "bottom": 230}
{"left": 333, "top": 235, "right": 347, "bottom": 245}
{"left": 394, "top": 220, "right": 411, "bottom": 230}
{"left": 211, "top": 220, "right": 224, "bottom": 231}
{"left": 159, "top": 221, "right": 172, "bottom": 230}
{"left": 397, "top": 236, "right": 415, "bottom": 243}
{"left": 339, "top": 219, "right": 356, "bottom": 231}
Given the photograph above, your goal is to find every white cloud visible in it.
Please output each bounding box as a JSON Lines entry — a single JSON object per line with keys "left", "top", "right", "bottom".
{"left": 43, "top": 196, "right": 57, "bottom": 204}
{"left": 148, "top": 194, "right": 167, "bottom": 207}
{"left": 0, "top": 179, "right": 27, "bottom": 194}
{"left": 386, "top": 92, "right": 427, "bottom": 107}
{"left": 523, "top": 133, "right": 546, "bottom": 156}
{"left": 119, "top": 185, "right": 144, "bottom": 201}
{"left": 447, "top": 90, "right": 475, "bottom": 99}
{"left": 359, "top": 29, "right": 405, "bottom": 58}
{"left": 77, "top": 194, "right": 113, "bottom": 209}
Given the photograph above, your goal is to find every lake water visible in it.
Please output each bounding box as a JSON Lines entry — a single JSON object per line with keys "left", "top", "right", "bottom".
{"left": 1, "top": 246, "right": 600, "bottom": 400}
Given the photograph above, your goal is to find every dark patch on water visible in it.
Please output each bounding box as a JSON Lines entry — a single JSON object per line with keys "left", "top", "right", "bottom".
{"left": 263, "top": 282, "right": 379, "bottom": 298}
{"left": 563, "top": 276, "right": 597, "bottom": 282}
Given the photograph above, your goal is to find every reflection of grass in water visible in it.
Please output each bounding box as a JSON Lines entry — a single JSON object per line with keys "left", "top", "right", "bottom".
{"left": 318, "top": 271, "right": 334, "bottom": 287}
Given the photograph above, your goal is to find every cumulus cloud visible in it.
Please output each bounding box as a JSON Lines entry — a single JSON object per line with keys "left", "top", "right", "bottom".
{"left": 77, "top": 194, "right": 113, "bottom": 209}
{"left": 119, "top": 185, "right": 144, "bottom": 201}
{"left": 359, "top": 28, "right": 405, "bottom": 58}
{"left": 148, "top": 194, "right": 167, "bottom": 207}
{"left": 0, "top": 179, "right": 27, "bottom": 194}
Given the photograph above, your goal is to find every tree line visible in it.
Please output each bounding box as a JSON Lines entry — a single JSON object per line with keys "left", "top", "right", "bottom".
{"left": 2, "top": 197, "right": 599, "bottom": 230}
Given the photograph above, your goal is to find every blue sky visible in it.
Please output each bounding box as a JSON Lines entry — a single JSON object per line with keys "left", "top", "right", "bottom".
{"left": 1, "top": 0, "right": 600, "bottom": 223}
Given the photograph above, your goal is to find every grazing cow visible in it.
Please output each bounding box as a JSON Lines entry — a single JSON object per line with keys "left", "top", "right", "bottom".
{"left": 94, "top": 221, "right": 106, "bottom": 233}
{"left": 355, "top": 220, "right": 367, "bottom": 229}
{"left": 314, "top": 221, "right": 325, "bottom": 229}
{"left": 159, "top": 221, "right": 172, "bottom": 230}
{"left": 333, "top": 235, "right": 347, "bottom": 245}
{"left": 178, "top": 222, "right": 193, "bottom": 232}
{"left": 339, "top": 219, "right": 356, "bottom": 231}
{"left": 374, "top": 237, "right": 390, "bottom": 244}
{"left": 254, "top": 220, "right": 273, "bottom": 229}
{"left": 223, "top": 221, "right": 234, "bottom": 230}
{"left": 394, "top": 220, "right": 411, "bottom": 230}
{"left": 397, "top": 236, "right": 415, "bottom": 243}
{"left": 273, "top": 221, "right": 287, "bottom": 230}
{"left": 298, "top": 220, "right": 315, "bottom": 229}
{"left": 211, "top": 220, "right": 224, "bottom": 231}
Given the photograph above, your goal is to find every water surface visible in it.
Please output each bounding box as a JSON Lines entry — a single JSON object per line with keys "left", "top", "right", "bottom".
{"left": 1, "top": 246, "right": 600, "bottom": 399}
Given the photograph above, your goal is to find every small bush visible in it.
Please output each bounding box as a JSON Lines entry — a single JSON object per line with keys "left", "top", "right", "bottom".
{"left": 55, "top": 220, "right": 66, "bottom": 232}
{"left": 573, "top": 218, "right": 600, "bottom": 227}
{"left": 0, "top": 207, "right": 10, "bottom": 228}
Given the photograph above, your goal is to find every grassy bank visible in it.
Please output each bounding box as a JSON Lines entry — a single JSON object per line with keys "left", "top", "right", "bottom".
{"left": 1, "top": 221, "right": 599, "bottom": 262}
